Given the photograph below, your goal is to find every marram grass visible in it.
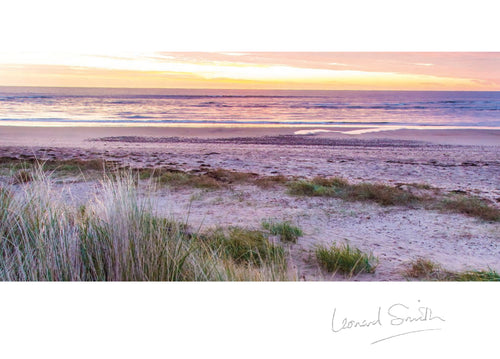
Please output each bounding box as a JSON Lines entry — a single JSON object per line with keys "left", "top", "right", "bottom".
{"left": 261, "top": 219, "right": 303, "bottom": 243}
{"left": 287, "top": 177, "right": 422, "bottom": 206}
{"left": 404, "top": 258, "right": 500, "bottom": 281}
{"left": 287, "top": 176, "right": 500, "bottom": 221}
{"left": 0, "top": 168, "right": 290, "bottom": 281}
{"left": 315, "top": 242, "right": 378, "bottom": 277}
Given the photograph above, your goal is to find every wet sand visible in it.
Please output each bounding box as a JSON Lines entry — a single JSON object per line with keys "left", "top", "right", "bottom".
{"left": 1, "top": 125, "right": 500, "bottom": 146}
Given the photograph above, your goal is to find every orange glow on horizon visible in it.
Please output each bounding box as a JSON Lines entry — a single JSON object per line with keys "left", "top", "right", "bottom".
{"left": 0, "top": 52, "right": 498, "bottom": 91}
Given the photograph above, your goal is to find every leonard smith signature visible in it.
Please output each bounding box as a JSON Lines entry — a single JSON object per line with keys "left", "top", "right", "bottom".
{"left": 331, "top": 301, "right": 445, "bottom": 345}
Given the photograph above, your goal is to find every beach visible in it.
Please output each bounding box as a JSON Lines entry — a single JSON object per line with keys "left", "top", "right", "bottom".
{"left": 1, "top": 125, "right": 499, "bottom": 280}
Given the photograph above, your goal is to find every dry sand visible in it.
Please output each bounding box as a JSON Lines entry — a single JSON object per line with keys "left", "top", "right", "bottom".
{"left": 1, "top": 126, "right": 499, "bottom": 280}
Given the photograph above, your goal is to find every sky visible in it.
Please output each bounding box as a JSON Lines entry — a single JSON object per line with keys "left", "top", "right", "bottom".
{"left": 0, "top": 1, "right": 498, "bottom": 91}
{"left": 0, "top": 52, "right": 499, "bottom": 91}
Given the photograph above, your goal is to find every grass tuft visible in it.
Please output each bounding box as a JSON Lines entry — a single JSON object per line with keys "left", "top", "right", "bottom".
{"left": 345, "top": 183, "right": 421, "bottom": 206}
{"left": 404, "top": 258, "right": 500, "bottom": 281}
{"left": 312, "top": 176, "right": 349, "bottom": 188}
{"left": 46, "top": 158, "right": 109, "bottom": 172}
{"left": 198, "top": 227, "right": 285, "bottom": 267}
{"left": 440, "top": 195, "right": 500, "bottom": 222}
{"left": 261, "top": 219, "right": 303, "bottom": 243}
{"left": 287, "top": 177, "right": 422, "bottom": 206}
{"left": 205, "top": 168, "right": 258, "bottom": 184}
{"left": 315, "top": 242, "right": 377, "bottom": 276}
{"left": 139, "top": 169, "right": 223, "bottom": 189}
{"left": 404, "top": 258, "right": 444, "bottom": 280}
{"left": 450, "top": 270, "right": 500, "bottom": 281}
{"left": 254, "top": 175, "right": 288, "bottom": 189}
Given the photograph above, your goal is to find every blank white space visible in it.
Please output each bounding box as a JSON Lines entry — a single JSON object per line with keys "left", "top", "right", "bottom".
{"left": 0, "top": 0, "right": 499, "bottom": 51}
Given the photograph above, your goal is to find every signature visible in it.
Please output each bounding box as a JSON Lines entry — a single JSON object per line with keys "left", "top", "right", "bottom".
{"left": 331, "top": 301, "right": 445, "bottom": 345}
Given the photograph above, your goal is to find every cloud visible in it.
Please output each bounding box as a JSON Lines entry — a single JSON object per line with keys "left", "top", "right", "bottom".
{"left": 1, "top": 52, "right": 499, "bottom": 90}
{"left": 219, "top": 52, "right": 250, "bottom": 56}
{"left": 328, "top": 62, "right": 350, "bottom": 66}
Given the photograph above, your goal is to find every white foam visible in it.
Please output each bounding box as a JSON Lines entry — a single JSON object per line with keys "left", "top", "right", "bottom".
{"left": 340, "top": 127, "right": 404, "bottom": 135}
{"left": 294, "top": 129, "right": 337, "bottom": 135}
{"left": 294, "top": 127, "right": 404, "bottom": 135}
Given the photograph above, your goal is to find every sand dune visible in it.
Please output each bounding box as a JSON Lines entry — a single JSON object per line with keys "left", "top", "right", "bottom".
{"left": 1, "top": 126, "right": 499, "bottom": 280}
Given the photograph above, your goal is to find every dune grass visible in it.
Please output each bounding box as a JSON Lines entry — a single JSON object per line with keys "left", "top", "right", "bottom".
{"left": 254, "top": 175, "right": 288, "bottom": 189}
{"left": 0, "top": 168, "right": 290, "bottom": 281}
{"left": 197, "top": 227, "right": 286, "bottom": 267}
{"left": 404, "top": 258, "right": 500, "bottom": 281}
{"left": 11, "top": 169, "right": 34, "bottom": 184}
{"left": 261, "top": 219, "right": 303, "bottom": 243}
{"left": 3, "top": 158, "right": 498, "bottom": 224}
{"left": 154, "top": 170, "right": 222, "bottom": 189}
{"left": 439, "top": 195, "right": 500, "bottom": 222}
{"left": 0, "top": 158, "right": 110, "bottom": 172}
{"left": 287, "top": 176, "right": 423, "bottom": 206}
{"left": 287, "top": 176, "right": 500, "bottom": 221}
{"left": 138, "top": 168, "right": 261, "bottom": 190}
{"left": 0, "top": 157, "right": 279, "bottom": 191}
{"left": 403, "top": 258, "right": 444, "bottom": 280}
{"left": 451, "top": 270, "right": 500, "bottom": 281}
{"left": 315, "top": 242, "right": 378, "bottom": 277}
{"left": 0, "top": 158, "right": 114, "bottom": 184}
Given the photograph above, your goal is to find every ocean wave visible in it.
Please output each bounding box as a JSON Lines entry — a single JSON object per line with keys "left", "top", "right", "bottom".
{"left": 0, "top": 118, "right": 453, "bottom": 127}
{"left": 1, "top": 89, "right": 499, "bottom": 129}
{"left": 195, "top": 102, "right": 270, "bottom": 108}
{"left": 109, "top": 100, "right": 141, "bottom": 105}
{"left": 123, "top": 115, "right": 157, "bottom": 119}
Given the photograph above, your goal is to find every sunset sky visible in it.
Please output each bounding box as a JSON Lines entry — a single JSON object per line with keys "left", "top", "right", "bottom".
{"left": 1, "top": 52, "right": 499, "bottom": 91}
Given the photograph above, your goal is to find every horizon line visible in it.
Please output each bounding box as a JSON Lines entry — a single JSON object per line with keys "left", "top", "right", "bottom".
{"left": 1, "top": 85, "right": 499, "bottom": 92}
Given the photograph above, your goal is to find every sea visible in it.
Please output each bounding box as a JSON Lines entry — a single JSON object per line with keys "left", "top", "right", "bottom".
{"left": 1, "top": 87, "right": 499, "bottom": 133}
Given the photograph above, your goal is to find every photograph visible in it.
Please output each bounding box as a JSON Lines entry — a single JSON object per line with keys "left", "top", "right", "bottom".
{"left": 0, "top": 1, "right": 498, "bottom": 357}
{"left": 1, "top": 52, "right": 498, "bottom": 282}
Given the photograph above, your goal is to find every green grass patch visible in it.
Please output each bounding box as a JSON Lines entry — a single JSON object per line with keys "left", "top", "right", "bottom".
{"left": 450, "top": 270, "right": 500, "bottom": 281}
{"left": 205, "top": 168, "right": 258, "bottom": 184}
{"left": 0, "top": 158, "right": 110, "bottom": 173}
{"left": 138, "top": 168, "right": 256, "bottom": 189}
{"left": 287, "top": 176, "right": 500, "bottom": 221}
{"left": 153, "top": 170, "right": 222, "bottom": 189}
{"left": 404, "top": 258, "right": 500, "bottom": 281}
{"left": 0, "top": 160, "right": 34, "bottom": 171}
{"left": 311, "top": 176, "right": 350, "bottom": 188}
{"left": 1, "top": 158, "right": 114, "bottom": 182}
{"left": 440, "top": 195, "right": 500, "bottom": 222}
{"left": 198, "top": 227, "right": 285, "bottom": 267}
{"left": 287, "top": 177, "right": 422, "bottom": 206}
{"left": 46, "top": 159, "right": 109, "bottom": 172}
{"left": 261, "top": 219, "right": 303, "bottom": 243}
{"left": 343, "top": 183, "right": 421, "bottom": 206}
{"left": 287, "top": 180, "right": 334, "bottom": 196}
{"left": 315, "top": 242, "right": 377, "bottom": 276}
